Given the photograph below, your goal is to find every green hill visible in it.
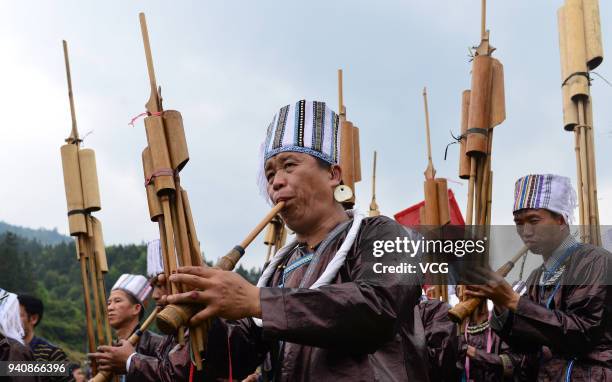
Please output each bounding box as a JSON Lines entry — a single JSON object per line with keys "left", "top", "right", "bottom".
{"left": 0, "top": 230, "right": 261, "bottom": 363}
{"left": 0, "top": 221, "right": 71, "bottom": 245}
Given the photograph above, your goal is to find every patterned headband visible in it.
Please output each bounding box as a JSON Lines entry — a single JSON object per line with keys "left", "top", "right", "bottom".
{"left": 513, "top": 174, "right": 577, "bottom": 224}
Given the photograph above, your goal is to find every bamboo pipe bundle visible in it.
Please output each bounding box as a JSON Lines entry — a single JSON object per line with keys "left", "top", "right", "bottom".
{"left": 155, "top": 202, "right": 286, "bottom": 335}
{"left": 60, "top": 41, "right": 112, "bottom": 375}
{"left": 461, "top": 0, "right": 506, "bottom": 229}
{"left": 420, "top": 88, "right": 450, "bottom": 302}
{"left": 557, "top": 0, "right": 603, "bottom": 246}
{"left": 135, "top": 13, "right": 221, "bottom": 369}
{"left": 464, "top": 58, "right": 505, "bottom": 226}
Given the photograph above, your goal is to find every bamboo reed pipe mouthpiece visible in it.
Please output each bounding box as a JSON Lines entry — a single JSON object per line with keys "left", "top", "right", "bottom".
{"left": 156, "top": 303, "right": 202, "bottom": 335}
{"left": 448, "top": 246, "right": 528, "bottom": 323}
{"left": 155, "top": 202, "right": 285, "bottom": 334}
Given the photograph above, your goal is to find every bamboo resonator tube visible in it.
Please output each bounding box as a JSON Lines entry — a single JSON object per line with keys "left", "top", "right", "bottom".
{"left": 156, "top": 202, "right": 286, "bottom": 334}
{"left": 90, "top": 307, "right": 161, "bottom": 382}
{"left": 61, "top": 41, "right": 112, "bottom": 376}
{"left": 447, "top": 246, "right": 528, "bottom": 323}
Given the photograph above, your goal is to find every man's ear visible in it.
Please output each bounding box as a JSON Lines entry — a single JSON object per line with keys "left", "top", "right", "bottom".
{"left": 30, "top": 314, "right": 40, "bottom": 327}
{"left": 330, "top": 164, "right": 343, "bottom": 186}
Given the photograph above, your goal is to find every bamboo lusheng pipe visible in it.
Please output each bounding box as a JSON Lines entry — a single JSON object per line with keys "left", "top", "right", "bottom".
{"left": 90, "top": 307, "right": 161, "bottom": 382}
{"left": 62, "top": 41, "right": 114, "bottom": 373}
{"left": 138, "top": 13, "right": 207, "bottom": 367}
{"left": 422, "top": 88, "right": 436, "bottom": 180}
{"left": 264, "top": 215, "right": 286, "bottom": 262}
{"left": 557, "top": 1, "right": 603, "bottom": 246}
{"left": 369, "top": 151, "right": 380, "bottom": 217}
{"left": 459, "top": 90, "right": 471, "bottom": 179}
{"left": 585, "top": 101, "right": 601, "bottom": 244}
{"left": 338, "top": 69, "right": 345, "bottom": 120}
{"left": 448, "top": 246, "right": 529, "bottom": 323}
{"left": 156, "top": 202, "right": 285, "bottom": 335}
{"left": 78, "top": 251, "right": 96, "bottom": 363}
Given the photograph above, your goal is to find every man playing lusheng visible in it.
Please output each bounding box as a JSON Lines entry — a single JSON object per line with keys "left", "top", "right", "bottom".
{"left": 164, "top": 100, "right": 428, "bottom": 381}
{"left": 89, "top": 274, "right": 162, "bottom": 381}
{"left": 124, "top": 240, "right": 197, "bottom": 381}
{"left": 465, "top": 174, "right": 612, "bottom": 381}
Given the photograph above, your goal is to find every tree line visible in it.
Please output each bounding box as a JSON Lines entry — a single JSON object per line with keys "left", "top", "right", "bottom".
{"left": 0, "top": 232, "right": 261, "bottom": 359}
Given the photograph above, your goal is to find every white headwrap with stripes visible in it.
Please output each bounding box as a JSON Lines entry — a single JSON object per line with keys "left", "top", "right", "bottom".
{"left": 257, "top": 100, "right": 342, "bottom": 202}
{"left": 112, "top": 274, "right": 152, "bottom": 305}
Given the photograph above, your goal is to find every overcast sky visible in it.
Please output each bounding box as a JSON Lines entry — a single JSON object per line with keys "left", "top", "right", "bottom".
{"left": 0, "top": 1, "right": 610, "bottom": 269}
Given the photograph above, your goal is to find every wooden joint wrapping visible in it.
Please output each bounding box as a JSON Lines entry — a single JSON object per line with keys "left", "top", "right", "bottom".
{"left": 466, "top": 55, "right": 493, "bottom": 157}
{"left": 144, "top": 115, "right": 176, "bottom": 194}
{"left": 582, "top": 0, "right": 603, "bottom": 71}
{"left": 78, "top": 149, "right": 102, "bottom": 212}
{"left": 162, "top": 110, "right": 190, "bottom": 172}
{"left": 459, "top": 90, "right": 471, "bottom": 179}
{"left": 142, "top": 147, "right": 163, "bottom": 221}
{"left": 91, "top": 217, "right": 108, "bottom": 273}
{"left": 561, "top": 1, "right": 589, "bottom": 99}
{"left": 436, "top": 179, "right": 450, "bottom": 226}
{"left": 61, "top": 144, "right": 87, "bottom": 235}
{"left": 424, "top": 179, "right": 440, "bottom": 226}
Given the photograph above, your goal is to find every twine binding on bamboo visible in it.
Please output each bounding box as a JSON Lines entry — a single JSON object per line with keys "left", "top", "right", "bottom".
{"left": 144, "top": 168, "right": 175, "bottom": 186}
{"left": 129, "top": 111, "right": 163, "bottom": 126}
{"left": 561, "top": 71, "right": 591, "bottom": 87}
{"left": 444, "top": 130, "right": 465, "bottom": 160}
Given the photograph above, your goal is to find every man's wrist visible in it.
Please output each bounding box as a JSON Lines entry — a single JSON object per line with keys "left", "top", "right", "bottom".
{"left": 507, "top": 292, "right": 520, "bottom": 312}
{"left": 125, "top": 352, "right": 137, "bottom": 373}
{"left": 250, "top": 286, "right": 262, "bottom": 318}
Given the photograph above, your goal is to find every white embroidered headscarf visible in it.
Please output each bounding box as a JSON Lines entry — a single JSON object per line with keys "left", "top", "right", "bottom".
{"left": 0, "top": 288, "right": 25, "bottom": 344}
